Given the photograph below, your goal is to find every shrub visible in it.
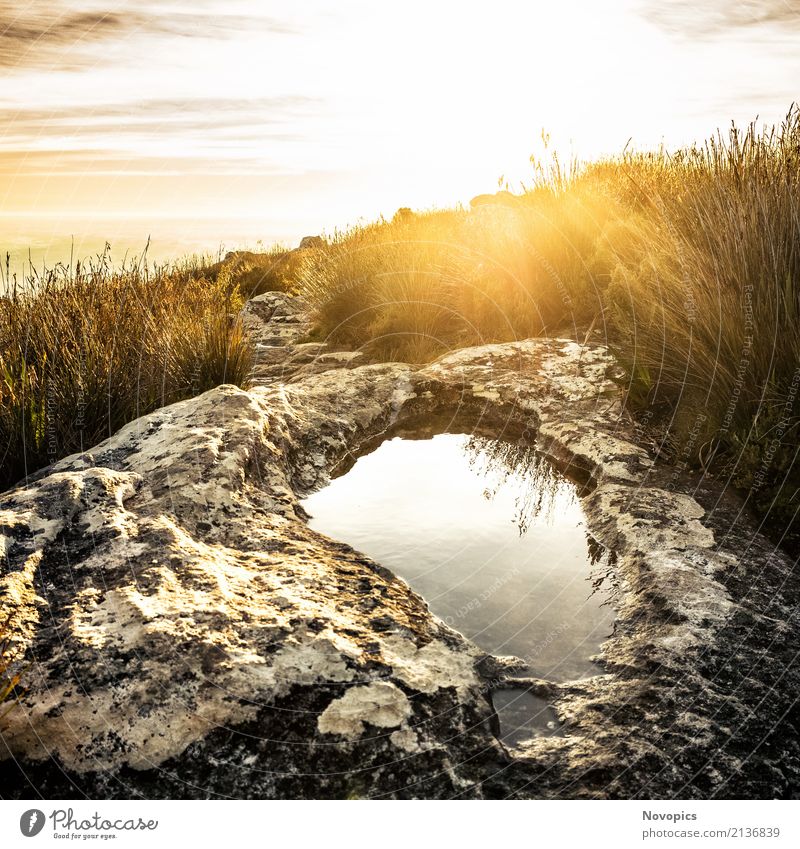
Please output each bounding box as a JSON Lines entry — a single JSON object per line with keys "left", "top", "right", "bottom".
{"left": 303, "top": 211, "right": 468, "bottom": 360}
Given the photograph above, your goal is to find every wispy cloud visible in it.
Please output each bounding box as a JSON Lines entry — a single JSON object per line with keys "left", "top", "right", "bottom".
{"left": 0, "top": 148, "right": 307, "bottom": 176}
{"left": 0, "top": 95, "right": 318, "bottom": 132}
{"left": 640, "top": 0, "right": 800, "bottom": 37}
{"left": 0, "top": 2, "right": 296, "bottom": 70}
{"left": 1, "top": 7, "right": 129, "bottom": 70}
{"left": 0, "top": 95, "right": 321, "bottom": 174}
{"left": 0, "top": 5, "right": 315, "bottom": 176}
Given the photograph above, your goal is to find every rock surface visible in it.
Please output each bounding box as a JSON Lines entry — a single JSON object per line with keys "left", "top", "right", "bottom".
{"left": 1, "top": 292, "right": 798, "bottom": 799}
{"left": 297, "top": 235, "right": 326, "bottom": 250}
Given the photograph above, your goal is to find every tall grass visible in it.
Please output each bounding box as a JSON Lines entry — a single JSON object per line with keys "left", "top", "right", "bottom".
{"left": 0, "top": 247, "right": 253, "bottom": 489}
{"left": 303, "top": 194, "right": 617, "bottom": 360}
{"left": 208, "top": 244, "right": 317, "bottom": 299}
{"left": 301, "top": 107, "right": 800, "bottom": 545}
{"left": 602, "top": 112, "right": 800, "bottom": 535}
{"left": 303, "top": 211, "right": 468, "bottom": 361}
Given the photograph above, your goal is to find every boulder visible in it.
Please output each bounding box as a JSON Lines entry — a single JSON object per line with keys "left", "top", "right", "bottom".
{"left": 0, "top": 379, "right": 507, "bottom": 798}
{"left": 1, "top": 293, "right": 798, "bottom": 799}
{"left": 297, "top": 235, "right": 326, "bottom": 250}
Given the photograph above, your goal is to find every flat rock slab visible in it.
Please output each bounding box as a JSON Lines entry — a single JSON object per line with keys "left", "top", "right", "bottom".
{"left": 0, "top": 293, "right": 798, "bottom": 799}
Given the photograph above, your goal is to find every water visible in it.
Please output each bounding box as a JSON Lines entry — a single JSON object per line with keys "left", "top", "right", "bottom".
{"left": 301, "top": 433, "right": 616, "bottom": 747}
{"left": 0, "top": 215, "right": 299, "bottom": 280}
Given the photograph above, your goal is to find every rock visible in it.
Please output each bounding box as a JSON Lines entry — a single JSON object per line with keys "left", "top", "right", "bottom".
{"left": 0, "top": 292, "right": 798, "bottom": 799}
{"left": 0, "top": 382, "right": 501, "bottom": 798}
{"left": 469, "top": 190, "right": 522, "bottom": 209}
{"left": 475, "top": 654, "right": 529, "bottom": 680}
{"left": 392, "top": 207, "right": 415, "bottom": 223}
{"left": 317, "top": 681, "right": 412, "bottom": 738}
{"left": 298, "top": 235, "right": 325, "bottom": 250}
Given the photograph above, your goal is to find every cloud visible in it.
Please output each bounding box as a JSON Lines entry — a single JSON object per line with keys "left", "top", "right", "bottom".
{"left": 0, "top": 2, "right": 295, "bottom": 70}
{"left": 640, "top": 0, "right": 800, "bottom": 37}
{"left": 0, "top": 95, "right": 318, "bottom": 128}
{"left": 0, "top": 95, "right": 321, "bottom": 174}
{"left": 1, "top": 7, "right": 129, "bottom": 68}
{"left": 0, "top": 148, "right": 295, "bottom": 176}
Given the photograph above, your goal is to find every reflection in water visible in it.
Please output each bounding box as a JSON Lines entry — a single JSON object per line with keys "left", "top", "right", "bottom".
{"left": 463, "top": 435, "right": 575, "bottom": 536}
{"left": 301, "top": 432, "right": 616, "bottom": 746}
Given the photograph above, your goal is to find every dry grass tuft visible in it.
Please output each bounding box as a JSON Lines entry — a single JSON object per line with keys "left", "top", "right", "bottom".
{"left": 0, "top": 247, "right": 253, "bottom": 488}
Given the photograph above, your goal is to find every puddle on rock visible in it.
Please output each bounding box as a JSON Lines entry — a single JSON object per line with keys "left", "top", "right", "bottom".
{"left": 301, "top": 432, "right": 616, "bottom": 748}
{"left": 491, "top": 690, "right": 561, "bottom": 747}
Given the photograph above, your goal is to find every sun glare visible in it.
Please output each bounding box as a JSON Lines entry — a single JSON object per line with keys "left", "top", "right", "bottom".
{"left": 1, "top": 0, "right": 798, "bottom": 258}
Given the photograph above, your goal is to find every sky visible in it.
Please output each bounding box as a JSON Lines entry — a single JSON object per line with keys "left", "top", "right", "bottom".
{"left": 1, "top": 0, "right": 799, "bottom": 264}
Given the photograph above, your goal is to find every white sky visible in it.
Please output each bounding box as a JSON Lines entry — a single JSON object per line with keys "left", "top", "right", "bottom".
{"left": 1, "top": 0, "right": 799, "bottom": 257}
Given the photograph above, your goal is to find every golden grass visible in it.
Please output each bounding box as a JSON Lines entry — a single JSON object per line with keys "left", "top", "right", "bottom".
{"left": 0, "top": 248, "right": 253, "bottom": 488}
{"left": 599, "top": 113, "right": 800, "bottom": 534}
{"left": 303, "top": 194, "right": 617, "bottom": 361}
{"left": 208, "top": 244, "right": 316, "bottom": 299}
